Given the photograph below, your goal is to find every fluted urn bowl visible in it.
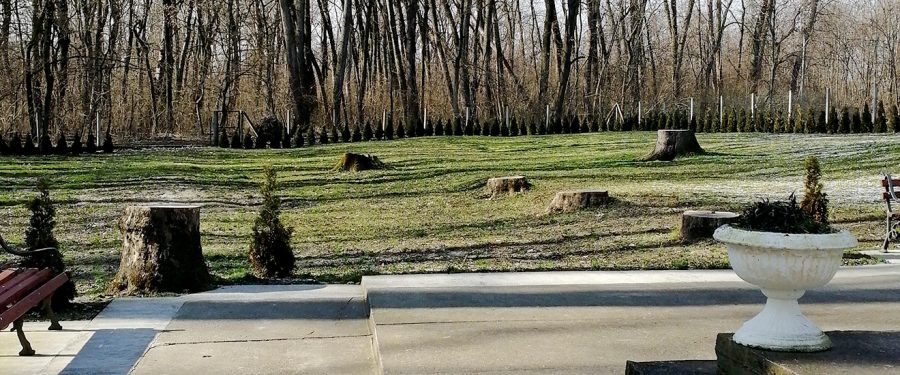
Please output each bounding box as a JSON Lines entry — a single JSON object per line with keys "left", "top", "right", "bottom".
{"left": 713, "top": 225, "right": 858, "bottom": 352}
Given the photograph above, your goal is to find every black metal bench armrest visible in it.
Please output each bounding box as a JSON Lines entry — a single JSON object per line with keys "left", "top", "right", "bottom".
{"left": 0, "top": 234, "right": 59, "bottom": 257}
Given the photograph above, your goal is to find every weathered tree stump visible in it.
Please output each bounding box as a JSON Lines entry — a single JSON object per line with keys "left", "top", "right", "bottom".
{"left": 108, "top": 205, "right": 211, "bottom": 295}
{"left": 486, "top": 176, "right": 531, "bottom": 197}
{"left": 681, "top": 210, "right": 740, "bottom": 242}
{"left": 333, "top": 152, "right": 385, "bottom": 172}
{"left": 547, "top": 189, "right": 610, "bottom": 212}
{"left": 642, "top": 129, "right": 705, "bottom": 161}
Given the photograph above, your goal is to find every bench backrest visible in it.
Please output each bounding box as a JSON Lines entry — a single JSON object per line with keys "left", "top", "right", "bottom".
{"left": 882, "top": 177, "right": 900, "bottom": 202}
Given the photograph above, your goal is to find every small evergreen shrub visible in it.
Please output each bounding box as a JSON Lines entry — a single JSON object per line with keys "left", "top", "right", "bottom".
{"left": 23, "top": 133, "right": 36, "bottom": 155}
{"left": 422, "top": 120, "right": 431, "bottom": 137}
{"left": 828, "top": 106, "right": 839, "bottom": 133}
{"left": 39, "top": 133, "right": 53, "bottom": 154}
{"left": 375, "top": 122, "right": 385, "bottom": 140}
{"left": 341, "top": 123, "right": 351, "bottom": 142}
{"left": 319, "top": 127, "right": 329, "bottom": 145}
{"left": 248, "top": 166, "right": 296, "bottom": 278}
{"left": 244, "top": 132, "right": 255, "bottom": 149}
{"left": 270, "top": 127, "right": 282, "bottom": 149}
{"left": 0, "top": 133, "right": 7, "bottom": 155}
{"left": 55, "top": 133, "right": 68, "bottom": 155}
{"left": 26, "top": 178, "right": 59, "bottom": 250}
{"left": 452, "top": 118, "right": 462, "bottom": 136}
{"left": 538, "top": 118, "right": 547, "bottom": 135}
{"left": 851, "top": 108, "right": 862, "bottom": 133}
{"left": 890, "top": 104, "right": 900, "bottom": 133}
{"left": 254, "top": 133, "right": 267, "bottom": 149}
{"left": 875, "top": 101, "right": 887, "bottom": 133}
{"left": 800, "top": 156, "right": 829, "bottom": 227}
{"left": 500, "top": 119, "right": 510, "bottom": 136}
{"left": 490, "top": 119, "right": 500, "bottom": 136}
{"left": 839, "top": 107, "right": 850, "bottom": 134}
{"left": 396, "top": 122, "right": 406, "bottom": 138}
{"left": 71, "top": 133, "right": 83, "bottom": 155}
{"left": 816, "top": 110, "right": 827, "bottom": 133}
{"left": 434, "top": 119, "right": 444, "bottom": 136}
{"left": 385, "top": 118, "right": 395, "bottom": 139}
{"left": 293, "top": 129, "right": 305, "bottom": 148}
{"left": 364, "top": 122, "right": 374, "bottom": 141}
{"left": 281, "top": 127, "right": 292, "bottom": 148}
{"left": 329, "top": 123, "right": 339, "bottom": 143}
{"left": 306, "top": 125, "right": 316, "bottom": 146}
{"left": 86, "top": 131, "right": 97, "bottom": 153}
{"left": 351, "top": 124, "right": 362, "bottom": 142}
{"left": 102, "top": 131, "right": 114, "bottom": 153}
{"left": 219, "top": 129, "right": 230, "bottom": 148}
{"left": 230, "top": 131, "right": 241, "bottom": 148}
{"left": 862, "top": 103, "right": 873, "bottom": 132}
{"left": 9, "top": 133, "right": 23, "bottom": 155}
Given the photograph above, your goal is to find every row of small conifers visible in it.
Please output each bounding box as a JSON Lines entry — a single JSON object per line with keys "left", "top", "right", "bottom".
{"left": 0, "top": 131, "right": 114, "bottom": 156}
{"left": 220, "top": 104, "right": 900, "bottom": 149}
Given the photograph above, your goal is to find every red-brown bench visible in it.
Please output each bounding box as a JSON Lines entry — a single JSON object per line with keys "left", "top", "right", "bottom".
{"left": 1, "top": 268, "right": 68, "bottom": 356}
{"left": 882, "top": 175, "right": 900, "bottom": 251}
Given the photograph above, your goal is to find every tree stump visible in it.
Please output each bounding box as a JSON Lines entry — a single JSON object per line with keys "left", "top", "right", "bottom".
{"left": 642, "top": 129, "right": 705, "bottom": 161}
{"left": 333, "top": 152, "right": 385, "bottom": 172}
{"left": 108, "top": 205, "right": 211, "bottom": 295}
{"left": 547, "top": 190, "right": 610, "bottom": 212}
{"left": 486, "top": 176, "right": 531, "bottom": 197}
{"left": 681, "top": 210, "right": 740, "bottom": 242}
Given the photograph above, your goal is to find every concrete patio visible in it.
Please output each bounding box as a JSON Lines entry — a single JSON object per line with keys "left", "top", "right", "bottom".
{"left": 3, "top": 264, "right": 899, "bottom": 374}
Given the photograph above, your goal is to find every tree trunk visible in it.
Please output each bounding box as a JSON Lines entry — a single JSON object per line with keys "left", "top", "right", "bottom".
{"left": 108, "top": 205, "right": 211, "bottom": 295}
{"left": 642, "top": 129, "right": 705, "bottom": 161}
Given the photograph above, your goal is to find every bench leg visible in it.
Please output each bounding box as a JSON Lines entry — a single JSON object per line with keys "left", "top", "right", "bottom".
{"left": 885, "top": 217, "right": 894, "bottom": 252}
{"left": 13, "top": 318, "right": 35, "bottom": 356}
{"left": 42, "top": 298, "right": 62, "bottom": 331}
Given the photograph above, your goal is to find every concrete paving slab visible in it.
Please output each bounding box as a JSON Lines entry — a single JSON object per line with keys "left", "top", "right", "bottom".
{"left": 131, "top": 284, "right": 377, "bottom": 374}
{"left": 0, "top": 321, "right": 91, "bottom": 375}
{"left": 132, "top": 335, "right": 377, "bottom": 375}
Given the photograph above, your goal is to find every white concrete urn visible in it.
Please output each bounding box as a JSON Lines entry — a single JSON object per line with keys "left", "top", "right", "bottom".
{"left": 713, "top": 225, "right": 858, "bottom": 352}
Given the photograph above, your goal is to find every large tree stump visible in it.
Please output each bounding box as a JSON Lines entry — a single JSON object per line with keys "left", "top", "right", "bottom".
{"left": 547, "top": 190, "right": 610, "bottom": 212}
{"left": 486, "top": 176, "right": 531, "bottom": 197}
{"left": 642, "top": 129, "right": 705, "bottom": 161}
{"left": 108, "top": 205, "right": 211, "bottom": 295}
{"left": 333, "top": 152, "right": 385, "bottom": 172}
{"left": 681, "top": 210, "right": 740, "bottom": 242}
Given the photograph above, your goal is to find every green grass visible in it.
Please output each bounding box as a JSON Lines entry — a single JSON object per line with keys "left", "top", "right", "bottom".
{"left": 0, "top": 132, "right": 891, "bottom": 301}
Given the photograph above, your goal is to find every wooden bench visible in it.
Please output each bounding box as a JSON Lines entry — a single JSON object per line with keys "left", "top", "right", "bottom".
{"left": 0, "top": 234, "right": 68, "bottom": 356}
{"left": 881, "top": 175, "right": 900, "bottom": 252}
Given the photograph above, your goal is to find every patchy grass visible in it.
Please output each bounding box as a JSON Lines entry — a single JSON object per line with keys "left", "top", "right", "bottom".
{"left": 0, "top": 132, "right": 890, "bottom": 304}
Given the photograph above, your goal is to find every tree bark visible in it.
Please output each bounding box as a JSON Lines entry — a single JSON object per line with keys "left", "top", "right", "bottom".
{"left": 642, "top": 129, "right": 705, "bottom": 161}
{"left": 108, "top": 205, "right": 211, "bottom": 295}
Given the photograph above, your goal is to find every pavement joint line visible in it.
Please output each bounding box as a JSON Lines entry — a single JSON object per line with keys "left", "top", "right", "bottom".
{"left": 146, "top": 334, "right": 374, "bottom": 349}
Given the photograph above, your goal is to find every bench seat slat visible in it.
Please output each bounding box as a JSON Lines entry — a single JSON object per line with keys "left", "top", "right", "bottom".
{"left": 882, "top": 179, "right": 900, "bottom": 188}
{"left": 0, "top": 272, "right": 68, "bottom": 331}
{"left": 0, "top": 269, "right": 40, "bottom": 299}
{"left": 0, "top": 269, "right": 17, "bottom": 285}
{"left": 0, "top": 269, "right": 51, "bottom": 308}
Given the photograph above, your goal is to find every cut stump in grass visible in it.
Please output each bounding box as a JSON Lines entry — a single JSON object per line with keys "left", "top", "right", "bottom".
{"left": 642, "top": 129, "right": 704, "bottom": 161}
{"left": 486, "top": 176, "right": 531, "bottom": 197}
{"left": 108, "top": 205, "right": 211, "bottom": 295}
{"left": 334, "top": 152, "right": 385, "bottom": 172}
{"left": 547, "top": 189, "right": 610, "bottom": 212}
{"left": 681, "top": 210, "right": 740, "bottom": 242}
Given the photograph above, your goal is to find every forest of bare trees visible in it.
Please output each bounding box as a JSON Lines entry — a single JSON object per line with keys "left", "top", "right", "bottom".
{"left": 1, "top": 0, "right": 898, "bottom": 142}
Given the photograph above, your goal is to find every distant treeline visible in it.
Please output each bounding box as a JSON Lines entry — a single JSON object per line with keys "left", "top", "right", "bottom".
{"left": 219, "top": 102, "right": 900, "bottom": 150}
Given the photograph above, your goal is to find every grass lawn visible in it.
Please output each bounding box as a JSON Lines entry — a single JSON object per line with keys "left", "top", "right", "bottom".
{"left": 0, "top": 132, "right": 892, "bottom": 303}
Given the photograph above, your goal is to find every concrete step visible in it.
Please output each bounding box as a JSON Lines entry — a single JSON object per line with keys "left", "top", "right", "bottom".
{"left": 362, "top": 265, "right": 900, "bottom": 374}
